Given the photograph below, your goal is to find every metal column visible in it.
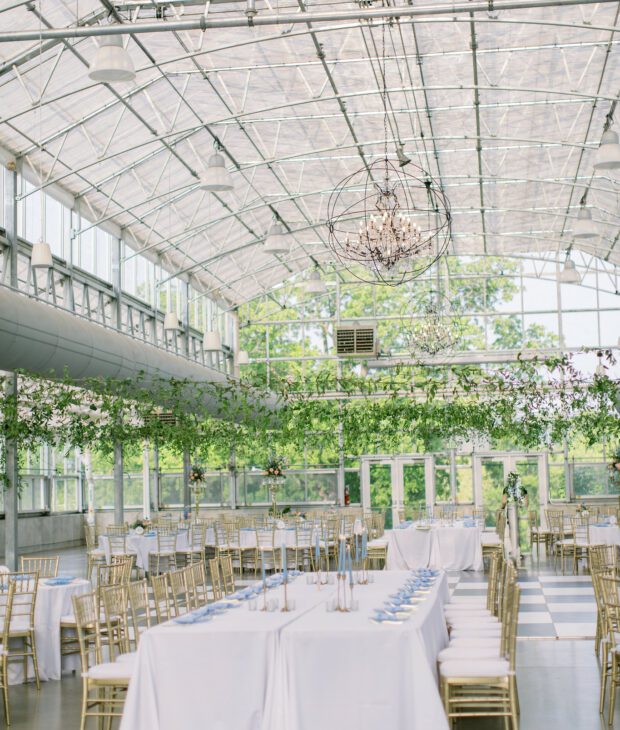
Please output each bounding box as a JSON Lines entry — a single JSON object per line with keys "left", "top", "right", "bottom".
{"left": 113, "top": 440, "right": 124, "bottom": 525}
{"left": 183, "top": 450, "right": 191, "bottom": 513}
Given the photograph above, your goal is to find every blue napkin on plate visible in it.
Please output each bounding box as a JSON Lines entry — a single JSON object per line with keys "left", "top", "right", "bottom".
{"left": 173, "top": 612, "right": 213, "bottom": 625}
{"left": 44, "top": 577, "right": 75, "bottom": 586}
{"left": 373, "top": 610, "right": 405, "bottom": 622}
{"left": 145, "top": 531, "right": 156, "bottom": 537}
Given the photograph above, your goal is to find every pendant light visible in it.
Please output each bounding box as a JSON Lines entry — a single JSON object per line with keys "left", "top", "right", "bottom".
{"left": 594, "top": 129, "right": 620, "bottom": 170}
{"left": 573, "top": 206, "right": 598, "bottom": 239}
{"left": 396, "top": 143, "right": 411, "bottom": 168}
{"left": 31, "top": 241, "right": 53, "bottom": 269}
{"left": 263, "top": 220, "right": 289, "bottom": 255}
{"left": 88, "top": 35, "right": 136, "bottom": 83}
{"left": 305, "top": 270, "right": 327, "bottom": 295}
{"left": 163, "top": 312, "right": 180, "bottom": 332}
{"left": 199, "top": 152, "right": 234, "bottom": 192}
{"left": 237, "top": 350, "right": 249, "bottom": 365}
{"left": 203, "top": 330, "right": 222, "bottom": 351}
{"left": 557, "top": 256, "right": 581, "bottom": 284}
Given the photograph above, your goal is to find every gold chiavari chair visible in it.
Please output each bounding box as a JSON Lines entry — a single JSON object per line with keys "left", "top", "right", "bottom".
{"left": 106, "top": 524, "right": 129, "bottom": 536}
{"left": 209, "top": 558, "right": 223, "bottom": 602}
{"left": 590, "top": 544, "right": 618, "bottom": 575}
{"left": 365, "top": 538, "right": 388, "bottom": 571}
{"left": 0, "top": 581, "right": 15, "bottom": 724}
{"left": 186, "top": 562, "right": 209, "bottom": 610}
{"left": 169, "top": 569, "right": 191, "bottom": 616}
{"left": 592, "top": 567, "right": 610, "bottom": 665}
{"left": 150, "top": 573, "right": 173, "bottom": 623}
{"left": 599, "top": 574, "right": 620, "bottom": 723}
{"left": 84, "top": 524, "right": 106, "bottom": 580}
{"left": 558, "top": 514, "right": 593, "bottom": 575}
{"left": 148, "top": 527, "right": 178, "bottom": 576}
{"left": 6, "top": 571, "right": 40, "bottom": 689}
{"left": 19, "top": 555, "right": 59, "bottom": 578}
{"left": 111, "top": 554, "right": 135, "bottom": 583}
{"left": 127, "top": 580, "right": 154, "bottom": 645}
{"left": 100, "top": 584, "right": 134, "bottom": 664}
{"left": 176, "top": 523, "right": 207, "bottom": 568}
{"left": 528, "top": 510, "right": 549, "bottom": 560}
{"left": 481, "top": 511, "right": 504, "bottom": 563}
{"left": 72, "top": 592, "right": 132, "bottom": 730}
{"left": 107, "top": 534, "right": 136, "bottom": 567}
{"left": 255, "top": 527, "right": 279, "bottom": 576}
{"left": 439, "top": 582, "right": 520, "bottom": 728}
{"left": 219, "top": 556, "right": 235, "bottom": 596}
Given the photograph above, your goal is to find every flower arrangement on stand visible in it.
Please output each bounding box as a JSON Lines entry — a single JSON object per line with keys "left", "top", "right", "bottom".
{"left": 189, "top": 464, "right": 206, "bottom": 517}
{"left": 264, "top": 455, "right": 286, "bottom": 516}
{"left": 130, "top": 516, "right": 151, "bottom": 533}
{"left": 505, "top": 471, "right": 526, "bottom": 505}
{"left": 608, "top": 447, "right": 620, "bottom": 489}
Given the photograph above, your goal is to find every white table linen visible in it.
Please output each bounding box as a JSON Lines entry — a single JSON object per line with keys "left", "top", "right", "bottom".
{"left": 99, "top": 531, "right": 189, "bottom": 570}
{"left": 9, "top": 578, "right": 90, "bottom": 685}
{"left": 278, "top": 571, "right": 450, "bottom": 730}
{"left": 121, "top": 571, "right": 449, "bottom": 730}
{"left": 386, "top": 523, "right": 483, "bottom": 571}
{"left": 589, "top": 525, "right": 620, "bottom": 546}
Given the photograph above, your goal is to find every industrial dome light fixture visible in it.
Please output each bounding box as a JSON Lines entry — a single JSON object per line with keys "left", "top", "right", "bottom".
{"left": 557, "top": 256, "right": 581, "bottom": 284}
{"left": 199, "top": 151, "right": 234, "bottom": 192}
{"left": 236, "top": 350, "right": 250, "bottom": 365}
{"left": 573, "top": 206, "right": 598, "bottom": 239}
{"left": 163, "top": 311, "right": 180, "bottom": 332}
{"left": 594, "top": 128, "right": 620, "bottom": 170}
{"left": 30, "top": 240, "right": 53, "bottom": 269}
{"left": 88, "top": 35, "right": 136, "bottom": 83}
{"left": 305, "top": 270, "right": 327, "bottom": 295}
{"left": 263, "top": 220, "right": 289, "bottom": 255}
{"left": 203, "top": 330, "right": 222, "bottom": 351}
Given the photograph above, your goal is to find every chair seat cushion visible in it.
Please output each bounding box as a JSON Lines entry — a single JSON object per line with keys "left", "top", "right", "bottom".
{"left": 60, "top": 614, "right": 76, "bottom": 626}
{"left": 449, "top": 637, "right": 501, "bottom": 649}
{"left": 116, "top": 652, "right": 137, "bottom": 665}
{"left": 87, "top": 661, "right": 133, "bottom": 681}
{"left": 438, "top": 646, "right": 502, "bottom": 662}
{"left": 448, "top": 615, "right": 499, "bottom": 627}
{"left": 449, "top": 627, "right": 502, "bottom": 639}
{"left": 368, "top": 539, "right": 388, "bottom": 548}
{"left": 440, "top": 658, "right": 511, "bottom": 678}
{"left": 480, "top": 534, "right": 501, "bottom": 545}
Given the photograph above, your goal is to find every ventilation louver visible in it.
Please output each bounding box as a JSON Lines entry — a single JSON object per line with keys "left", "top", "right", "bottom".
{"left": 335, "top": 326, "right": 378, "bottom": 357}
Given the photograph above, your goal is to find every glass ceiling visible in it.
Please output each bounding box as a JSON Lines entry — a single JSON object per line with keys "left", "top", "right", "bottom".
{"left": 1, "top": 0, "right": 620, "bottom": 306}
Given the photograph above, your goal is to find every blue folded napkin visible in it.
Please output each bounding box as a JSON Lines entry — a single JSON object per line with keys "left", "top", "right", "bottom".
{"left": 145, "top": 531, "right": 156, "bottom": 537}
{"left": 373, "top": 610, "right": 405, "bottom": 622}
{"left": 173, "top": 612, "right": 213, "bottom": 625}
{"left": 44, "top": 577, "right": 74, "bottom": 586}
{"left": 463, "top": 521, "right": 476, "bottom": 528}
{"left": 240, "top": 528, "right": 254, "bottom": 531}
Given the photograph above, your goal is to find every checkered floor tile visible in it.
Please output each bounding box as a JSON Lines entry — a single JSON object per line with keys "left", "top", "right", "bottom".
{"left": 449, "top": 569, "right": 597, "bottom": 639}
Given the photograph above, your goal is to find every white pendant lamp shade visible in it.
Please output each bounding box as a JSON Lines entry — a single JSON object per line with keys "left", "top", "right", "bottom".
{"left": 31, "top": 241, "right": 53, "bottom": 269}
{"left": 199, "top": 153, "right": 234, "bottom": 192}
{"left": 573, "top": 207, "right": 598, "bottom": 239}
{"left": 88, "top": 35, "right": 136, "bottom": 83}
{"left": 163, "top": 311, "right": 179, "bottom": 331}
{"left": 558, "top": 257, "right": 581, "bottom": 284}
{"left": 594, "top": 129, "right": 620, "bottom": 170}
{"left": 237, "top": 350, "right": 249, "bottom": 365}
{"left": 203, "top": 330, "right": 222, "bottom": 351}
{"left": 596, "top": 361, "right": 606, "bottom": 377}
{"left": 263, "top": 221, "right": 289, "bottom": 255}
{"left": 305, "top": 270, "right": 327, "bottom": 295}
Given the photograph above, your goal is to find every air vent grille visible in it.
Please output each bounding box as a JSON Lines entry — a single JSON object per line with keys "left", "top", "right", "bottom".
{"left": 335, "top": 326, "right": 377, "bottom": 357}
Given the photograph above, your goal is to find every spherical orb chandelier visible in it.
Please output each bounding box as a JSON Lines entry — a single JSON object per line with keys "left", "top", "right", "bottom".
{"left": 405, "top": 288, "right": 462, "bottom": 356}
{"left": 326, "top": 158, "right": 451, "bottom": 286}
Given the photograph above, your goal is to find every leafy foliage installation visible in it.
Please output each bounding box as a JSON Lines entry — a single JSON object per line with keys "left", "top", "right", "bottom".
{"left": 0, "top": 349, "right": 619, "bottom": 487}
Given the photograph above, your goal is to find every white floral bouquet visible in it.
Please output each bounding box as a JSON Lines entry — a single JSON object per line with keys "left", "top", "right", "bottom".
{"left": 505, "top": 472, "right": 526, "bottom": 505}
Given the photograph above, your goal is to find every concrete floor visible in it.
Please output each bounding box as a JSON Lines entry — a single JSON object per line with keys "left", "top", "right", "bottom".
{"left": 9, "top": 547, "right": 618, "bottom": 729}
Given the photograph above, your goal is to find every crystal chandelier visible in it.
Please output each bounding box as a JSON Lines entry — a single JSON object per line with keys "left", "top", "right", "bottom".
{"left": 405, "top": 289, "right": 462, "bottom": 356}
{"left": 325, "top": 23, "right": 450, "bottom": 286}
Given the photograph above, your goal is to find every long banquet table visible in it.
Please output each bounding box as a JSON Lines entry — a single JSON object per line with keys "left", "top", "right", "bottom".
{"left": 385, "top": 522, "right": 484, "bottom": 571}
{"left": 120, "top": 570, "right": 450, "bottom": 730}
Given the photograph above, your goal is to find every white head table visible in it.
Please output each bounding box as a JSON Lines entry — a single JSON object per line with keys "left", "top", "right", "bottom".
{"left": 9, "top": 577, "right": 90, "bottom": 685}
{"left": 386, "top": 521, "right": 484, "bottom": 571}
{"left": 120, "top": 571, "right": 450, "bottom": 730}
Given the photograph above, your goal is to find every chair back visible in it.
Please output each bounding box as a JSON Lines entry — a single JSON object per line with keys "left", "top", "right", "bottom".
{"left": 107, "top": 524, "right": 128, "bottom": 536}
{"left": 20, "top": 556, "right": 59, "bottom": 578}
{"left": 209, "top": 558, "right": 223, "bottom": 601}
{"left": 187, "top": 562, "right": 208, "bottom": 609}
{"left": 8, "top": 571, "right": 38, "bottom": 631}
{"left": 100, "top": 584, "right": 131, "bottom": 661}
{"left": 110, "top": 555, "right": 134, "bottom": 582}
{"left": 108, "top": 534, "right": 127, "bottom": 555}
{"left": 590, "top": 544, "right": 617, "bottom": 573}
{"left": 169, "top": 569, "right": 191, "bottom": 616}
{"left": 127, "top": 579, "right": 153, "bottom": 643}
{"left": 156, "top": 528, "right": 178, "bottom": 554}
{"left": 73, "top": 592, "right": 106, "bottom": 672}
{"left": 219, "top": 556, "right": 235, "bottom": 596}
{"left": 570, "top": 514, "right": 590, "bottom": 545}
{"left": 189, "top": 523, "right": 207, "bottom": 552}
{"left": 150, "top": 573, "right": 172, "bottom": 623}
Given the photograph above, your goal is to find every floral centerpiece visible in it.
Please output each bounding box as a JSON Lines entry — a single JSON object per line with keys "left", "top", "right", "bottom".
{"left": 576, "top": 501, "right": 589, "bottom": 514}
{"left": 505, "top": 471, "right": 526, "bottom": 505}
{"left": 130, "top": 516, "right": 151, "bottom": 531}
{"left": 264, "top": 455, "right": 286, "bottom": 515}
{"left": 189, "top": 464, "right": 206, "bottom": 484}
{"left": 609, "top": 447, "right": 620, "bottom": 488}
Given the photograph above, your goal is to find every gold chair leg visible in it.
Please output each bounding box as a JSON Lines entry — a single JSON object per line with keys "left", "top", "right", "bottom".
{"left": 609, "top": 654, "right": 618, "bottom": 725}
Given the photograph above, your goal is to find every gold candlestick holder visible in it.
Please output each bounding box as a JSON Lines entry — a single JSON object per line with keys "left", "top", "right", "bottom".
{"left": 281, "top": 576, "right": 291, "bottom": 612}
{"left": 260, "top": 580, "right": 268, "bottom": 612}
{"left": 336, "top": 573, "right": 351, "bottom": 613}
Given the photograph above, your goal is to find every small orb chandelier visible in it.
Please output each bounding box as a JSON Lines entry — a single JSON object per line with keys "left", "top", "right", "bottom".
{"left": 326, "top": 158, "right": 451, "bottom": 285}
{"left": 405, "top": 289, "right": 462, "bottom": 356}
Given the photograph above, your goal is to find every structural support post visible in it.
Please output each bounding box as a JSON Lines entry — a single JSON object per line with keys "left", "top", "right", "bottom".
{"left": 228, "top": 447, "right": 237, "bottom": 509}
{"left": 83, "top": 447, "right": 96, "bottom": 526}
{"left": 4, "top": 161, "right": 19, "bottom": 569}
{"left": 183, "top": 450, "right": 191, "bottom": 514}
{"left": 142, "top": 442, "right": 150, "bottom": 519}
{"left": 337, "top": 401, "right": 345, "bottom": 506}
{"left": 152, "top": 442, "right": 160, "bottom": 514}
{"left": 113, "top": 440, "right": 124, "bottom": 525}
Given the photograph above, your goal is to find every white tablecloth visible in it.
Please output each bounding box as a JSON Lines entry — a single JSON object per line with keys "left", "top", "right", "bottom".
{"left": 205, "top": 527, "right": 311, "bottom": 549}
{"left": 99, "top": 532, "right": 189, "bottom": 570}
{"left": 386, "top": 524, "right": 483, "bottom": 571}
{"left": 120, "top": 571, "right": 449, "bottom": 730}
{"left": 590, "top": 525, "right": 620, "bottom": 546}
{"left": 10, "top": 578, "right": 91, "bottom": 685}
